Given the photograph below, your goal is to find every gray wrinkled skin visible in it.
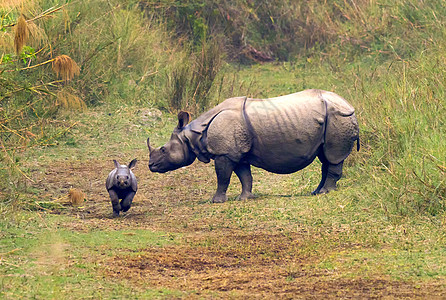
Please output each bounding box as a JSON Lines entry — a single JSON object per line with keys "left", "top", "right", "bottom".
{"left": 147, "top": 89, "right": 359, "bottom": 203}
{"left": 106, "top": 159, "right": 137, "bottom": 216}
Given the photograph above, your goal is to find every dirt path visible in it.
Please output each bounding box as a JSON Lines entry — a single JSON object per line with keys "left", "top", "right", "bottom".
{"left": 28, "top": 156, "right": 446, "bottom": 298}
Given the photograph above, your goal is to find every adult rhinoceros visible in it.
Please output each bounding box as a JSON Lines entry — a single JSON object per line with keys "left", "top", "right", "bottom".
{"left": 147, "top": 89, "right": 359, "bottom": 203}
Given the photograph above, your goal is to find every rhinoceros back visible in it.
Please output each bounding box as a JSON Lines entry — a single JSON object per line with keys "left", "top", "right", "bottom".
{"left": 191, "top": 89, "right": 358, "bottom": 173}
{"left": 243, "top": 90, "right": 327, "bottom": 173}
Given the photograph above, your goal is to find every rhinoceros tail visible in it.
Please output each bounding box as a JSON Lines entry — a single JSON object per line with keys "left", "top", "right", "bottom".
{"left": 356, "top": 137, "right": 360, "bottom": 151}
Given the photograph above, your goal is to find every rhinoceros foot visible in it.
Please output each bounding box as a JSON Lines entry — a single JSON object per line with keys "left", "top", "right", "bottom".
{"left": 237, "top": 192, "right": 256, "bottom": 201}
{"left": 212, "top": 194, "right": 228, "bottom": 203}
{"left": 312, "top": 177, "right": 338, "bottom": 195}
{"left": 319, "top": 186, "right": 337, "bottom": 194}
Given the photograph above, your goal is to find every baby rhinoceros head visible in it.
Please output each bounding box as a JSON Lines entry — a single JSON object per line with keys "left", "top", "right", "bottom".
{"left": 112, "top": 159, "right": 137, "bottom": 189}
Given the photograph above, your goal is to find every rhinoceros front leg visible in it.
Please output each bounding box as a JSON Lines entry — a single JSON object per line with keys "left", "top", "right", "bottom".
{"left": 120, "top": 191, "right": 136, "bottom": 213}
{"left": 234, "top": 163, "right": 256, "bottom": 200}
{"left": 212, "top": 156, "right": 235, "bottom": 203}
{"left": 108, "top": 189, "right": 121, "bottom": 217}
{"left": 312, "top": 161, "right": 343, "bottom": 195}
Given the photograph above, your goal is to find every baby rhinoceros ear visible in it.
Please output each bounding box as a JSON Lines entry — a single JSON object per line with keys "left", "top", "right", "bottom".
{"left": 128, "top": 159, "right": 137, "bottom": 169}
{"left": 113, "top": 160, "right": 120, "bottom": 169}
{"left": 129, "top": 159, "right": 138, "bottom": 192}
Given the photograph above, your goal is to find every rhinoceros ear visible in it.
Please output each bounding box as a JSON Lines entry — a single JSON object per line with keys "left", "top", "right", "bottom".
{"left": 177, "top": 111, "right": 191, "bottom": 129}
{"left": 113, "top": 160, "right": 120, "bottom": 169}
{"left": 128, "top": 159, "right": 137, "bottom": 169}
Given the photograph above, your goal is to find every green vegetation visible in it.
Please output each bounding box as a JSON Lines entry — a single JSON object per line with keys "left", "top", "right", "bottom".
{"left": 0, "top": 0, "right": 445, "bottom": 298}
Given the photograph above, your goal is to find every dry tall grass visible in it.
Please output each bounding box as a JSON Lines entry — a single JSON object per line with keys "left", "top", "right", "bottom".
{"left": 68, "top": 188, "right": 85, "bottom": 206}
{"left": 0, "top": 0, "right": 31, "bottom": 9}
{"left": 52, "top": 55, "right": 80, "bottom": 81}
{"left": 143, "top": 0, "right": 445, "bottom": 61}
{"left": 56, "top": 88, "right": 86, "bottom": 110}
{"left": 0, "top": 31, "right": 14, "bottom": 52}
{"left": 14, "top": 15, "right": 28, "bottom": 54}
{"left": 27, "top": 20, "right": 48, "bottom": 48}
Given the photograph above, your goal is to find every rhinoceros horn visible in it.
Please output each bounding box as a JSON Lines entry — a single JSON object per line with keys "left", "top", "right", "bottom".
{"left": 146, "top": 137, "right": 154, "bottom": 154}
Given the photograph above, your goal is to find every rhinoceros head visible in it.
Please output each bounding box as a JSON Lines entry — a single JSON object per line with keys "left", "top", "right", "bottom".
{"left": 108, "top": 159, "right": 137, "bottom": 190}
{"left": 147, "top": 111, "right": 196, "bottom": 173}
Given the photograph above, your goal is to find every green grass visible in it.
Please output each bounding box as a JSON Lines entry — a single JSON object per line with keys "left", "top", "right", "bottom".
{"left": 1, "top": 55, "right": 445, "bottom": 296}
{"left": 0, "top": 214, "right": 181, "bottom": 299}
{"left": 1, "top": 0, "right": 445, "bottom": 297}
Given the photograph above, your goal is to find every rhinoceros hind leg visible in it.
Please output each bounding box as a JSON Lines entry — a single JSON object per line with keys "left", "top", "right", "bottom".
{"left": 312, "top": 162, "right": 329, "bottom": 195}
{"left": 234, "top": 163, "right": 256, "bottom": 200}
{"left": 212, "top": 156, "right": 235, "bottom": 203}
{"left": 312, "top": 158, "right": 344, "bottom": 195}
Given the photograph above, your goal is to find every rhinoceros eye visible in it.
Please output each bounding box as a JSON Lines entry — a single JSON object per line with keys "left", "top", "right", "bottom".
{"left": 160, "top": 147, "right": 166, "bottom": 153}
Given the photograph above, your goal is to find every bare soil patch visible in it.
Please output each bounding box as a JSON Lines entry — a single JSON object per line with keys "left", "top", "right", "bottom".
{"left": 104, "top": 236, "right": 445, "bottom": 299}
{"left": 28, "top": 157, "right": 446, "bottom": 298}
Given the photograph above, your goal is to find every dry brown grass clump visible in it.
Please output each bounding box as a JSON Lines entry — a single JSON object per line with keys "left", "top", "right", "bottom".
{"left": 68, "top": 188, "right": 85, "bottom": 206}
{"left": 14, "top": 15, "right": 28, "bottom": 54}
{"left": 52, "top": 55, "right": 80, "bottom": 81}
{"left": 56, "top": 88, "right": 86, "bottom": 110}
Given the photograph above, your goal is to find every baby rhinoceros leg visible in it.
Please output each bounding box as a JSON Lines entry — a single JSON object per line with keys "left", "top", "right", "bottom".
{"left": 120, "top": 191, "right": 136, "bottom": 213}
{"left": 108, "top": 189, "right": 121, "bottom": 217}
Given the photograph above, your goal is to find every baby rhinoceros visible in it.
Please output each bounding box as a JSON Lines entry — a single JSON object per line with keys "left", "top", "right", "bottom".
{"left": 106, "top": 159, "right": 137, "bottom": 217}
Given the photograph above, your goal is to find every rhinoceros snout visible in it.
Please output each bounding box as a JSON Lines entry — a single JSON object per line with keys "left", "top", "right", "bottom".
{"left": 149, "top": 162, "right": 169, "bottom": 173}
{"left": 149, "top": 162, "right": 159, "bottom": 172}
{"left": 117, "top": 179, "right": 129, "bottom": 188}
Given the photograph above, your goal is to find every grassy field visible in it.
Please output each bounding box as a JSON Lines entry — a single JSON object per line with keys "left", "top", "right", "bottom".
{"left": 1, "top": 60, "right": 445, "bottom": 298}
{"left": 1, "top": 0, "right": 445, "bottom": 298}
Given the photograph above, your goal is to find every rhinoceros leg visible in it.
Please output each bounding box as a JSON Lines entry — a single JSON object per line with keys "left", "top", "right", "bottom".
{"left": 108, "top": 189, "right": 121, "bottom": 217}
{"left": 321, "top": 161, "right": 343, "bottom": 193}
{"left": 312, "top": 160, "right": 344, "bottom": 195}
{"left": 120, "top": 191, "right": 136, "bottom": 213}
{"left": 234, "top": 163, "right": 256, "bottom": 200}
{"left": 212, "top": 156, "right": 235, "bottom": 203}
{"left": 312, "top": 163, "right": 329, "bottom": 195}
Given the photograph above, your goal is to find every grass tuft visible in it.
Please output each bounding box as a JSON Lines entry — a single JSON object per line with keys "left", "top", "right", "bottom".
{"left": 68, "top": 188, "right": 85, "bottom": 206}
{"left": 14, "top": 15, "right": 28, "bottom": 54}
{"left": 56, "top": 88, "right": 86, "bottom": 110}
{"left": 51, "top": 55, "right": 80, "bottom": 81}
